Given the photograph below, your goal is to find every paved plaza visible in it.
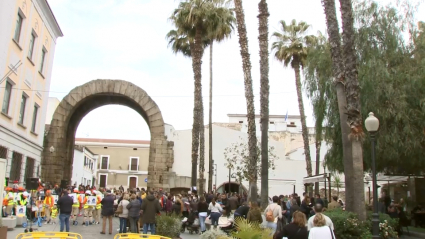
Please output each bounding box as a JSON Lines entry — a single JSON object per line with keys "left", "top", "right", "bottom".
{"left": 7, "top": 217, "right": 198, "bottom": 239}
{"left": 5, "top": 216, "right": 424, "bottom": 239}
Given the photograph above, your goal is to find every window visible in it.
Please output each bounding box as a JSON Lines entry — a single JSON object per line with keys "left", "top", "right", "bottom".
{"left": 18, "top": 94, "right": 27, "bottom": 125}
{"left": 84, "top": 156, "right": 87, "bottom": 166}
{"left": 10, "top": 151, "right": 23, "bottom": 182}
{"left": 2, "top": 81, "right": 13, "bottom": 115}
{"left": 28, "top": 32, "right": 36, "bottom": 60}
{"left": 130, "top": 158, "right": 138, "bottom": 171}
{"left": 238, "top": 121, "right": 243, "bottom": 123}
{"left": 14, "top": 13, "right": 23, "bottom": 42}
{"left": 101, "top": 156, "right": 109, "bottom": 169}
{"left": 0, "top": 146, "right": 8, "bottom": 159}
{"left": 39, "top": 48, "right": 46, "bottom": 73}
{"left": 24, "top": 157, "right": 35, "bottom": 179}
{"left": 31, "top": 104, "right": 39, "bottom": 132}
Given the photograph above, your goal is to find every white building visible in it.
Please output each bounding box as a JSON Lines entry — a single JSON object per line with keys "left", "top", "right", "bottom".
{"left": 0, "top": 0, "right": 62, "bottom": 185}
{"left": 71, "top": 145, "right": 98, "bottom": 187}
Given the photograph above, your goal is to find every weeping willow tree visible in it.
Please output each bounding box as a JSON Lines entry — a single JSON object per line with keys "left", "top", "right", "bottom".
{"left": 305, "top": 0, "right": 425, "bottom": 179}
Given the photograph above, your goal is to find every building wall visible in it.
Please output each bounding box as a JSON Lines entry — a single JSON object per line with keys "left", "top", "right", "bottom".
{"left": 0, "top": 0, "right": 62, "bottom": 185}
{"left": 71, "top": 146, "right": 97, "bottom": 187}
{"left": 45, "top": 97, "right": 59, "bottom": 125}
{"left": 75, "top": 142, "right": 150, "bottom": 189}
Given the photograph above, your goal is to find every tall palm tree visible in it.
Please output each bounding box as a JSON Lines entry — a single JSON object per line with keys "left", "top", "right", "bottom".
{"left": 339, "top": 0, "right": 366, "bottom": 221}
{"left": 258, "top": 0, "right": 270, "bottom": 209}
{"left": 321, "top": 0, "right": 354, "bottom": 214}
{"left": 233, "top": 0, "right": 258, "bottom": 201}
{"left": 206, "top": 7, "right": 235, "bottom": 192}
{"left": 272, "top": 20, "right": 315, "bottom": 177}
{"left": 170, "top": 0, "right": 233, "bottom": 194}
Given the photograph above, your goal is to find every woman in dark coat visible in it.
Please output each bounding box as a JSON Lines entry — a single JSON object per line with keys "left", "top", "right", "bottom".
{"left": 100, "top": 190, "right": 115, "bottom": 235}
{"left": 126, "top": 194, "right": 141, "bottom": 233}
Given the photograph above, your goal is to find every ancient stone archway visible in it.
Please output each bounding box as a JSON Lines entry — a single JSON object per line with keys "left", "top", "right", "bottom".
{"left": 42, "top": 79, "right": 173, "bottom": 190}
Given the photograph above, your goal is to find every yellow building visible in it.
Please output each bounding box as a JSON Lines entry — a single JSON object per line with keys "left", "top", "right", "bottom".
{"left": 0, "top": 0, "right": 62, "bottom": 185}
{"left": 75, "top": 138, "right": 150, "bottom": 190}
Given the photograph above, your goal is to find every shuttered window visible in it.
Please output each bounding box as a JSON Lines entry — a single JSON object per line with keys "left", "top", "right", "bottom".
{"left": 0, "top": 146, "right": 7, "bottom": 159}
{"left": 101, "top": 157, "right": 108, "bottom": 169}
{"left": 24, "top": 157, "right": 35, "bottom": 179}
{"left": 130, "top": 158, "right": 138, "bottom": 171}
{"left": 10, "top": 152, "right": 23, "bottom": 182}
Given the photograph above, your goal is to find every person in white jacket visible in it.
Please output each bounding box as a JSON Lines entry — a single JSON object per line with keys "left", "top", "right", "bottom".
{"left": 308, "top": 213, "right": 335, "bottom": 239}
{"left": 263, "top": 196, "right": 282, "bottom": 233}
{"left": 118, "top": 194, "right": 130, "bottom": 233}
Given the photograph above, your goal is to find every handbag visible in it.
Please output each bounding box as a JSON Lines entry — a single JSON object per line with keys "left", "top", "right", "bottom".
{"left": 115, "top": 202, "right": 123, "bottom": 214}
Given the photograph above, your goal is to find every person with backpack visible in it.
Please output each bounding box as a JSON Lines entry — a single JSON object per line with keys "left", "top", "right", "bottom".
{"left": 264, "top": 196, "right": 283, "bottom": 233}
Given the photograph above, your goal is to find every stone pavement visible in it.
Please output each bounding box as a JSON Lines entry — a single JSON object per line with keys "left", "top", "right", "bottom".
{"left": 6, "top": 217, "right": 423, "bottom": 239}
{"left": 6, "top": 216, "right": 198, "bottom": 239}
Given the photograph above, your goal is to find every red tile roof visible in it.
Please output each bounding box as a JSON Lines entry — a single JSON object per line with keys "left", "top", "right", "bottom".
{"left": 75, "top": 138, "right": 150, "bottom": 145}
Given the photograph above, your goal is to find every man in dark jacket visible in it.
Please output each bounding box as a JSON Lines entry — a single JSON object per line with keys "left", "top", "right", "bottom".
{"left": 141, "top": 191, "right": 161, "bottom": 235}
{"left": 57, "top": 190, "right": 73, "bottom": 232}
{"left": 100, "top": 190, "right": 114, "bottom": 234}
{"left": 226, "top": 193, "right": 240, "bottom": 213}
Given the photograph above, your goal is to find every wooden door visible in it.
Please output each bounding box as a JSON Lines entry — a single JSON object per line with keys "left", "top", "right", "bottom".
{"left": 129, "top": 177, "right": 137, "bottom": 189}
{"left": 99, "top": 175, "right": 107, "bottom": 188}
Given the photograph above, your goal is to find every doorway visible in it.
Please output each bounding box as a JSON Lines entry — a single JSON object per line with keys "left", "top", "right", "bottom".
{"left": 129, "top": 177, "right": 137, "bottom": 189}
{"left": 99, "top": 175, "right": 107, "bottom": 188}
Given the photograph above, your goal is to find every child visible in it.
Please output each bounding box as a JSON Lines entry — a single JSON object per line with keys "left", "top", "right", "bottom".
{"left": 51, "top": 205, "right": 58, "bottom": 224}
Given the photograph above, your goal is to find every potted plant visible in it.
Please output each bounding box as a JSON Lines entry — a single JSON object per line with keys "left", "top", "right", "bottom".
{"left": 156, "top": 214, "right": 181, "bottom": 239}
{"left": 0, "top": 217, "right": 7, "bottom": 239}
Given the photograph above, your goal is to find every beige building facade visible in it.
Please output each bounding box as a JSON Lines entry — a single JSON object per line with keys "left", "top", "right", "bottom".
{"left": 75, "top": 138, "right": 150, "bottom": 190}
{"left": 0, "top": 0, "right": 62, "bottom": 185}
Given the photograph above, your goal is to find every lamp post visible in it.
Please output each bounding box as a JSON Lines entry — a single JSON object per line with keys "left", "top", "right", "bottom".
{"left": 365, "top": 112, "right": 380, "bottom": 239}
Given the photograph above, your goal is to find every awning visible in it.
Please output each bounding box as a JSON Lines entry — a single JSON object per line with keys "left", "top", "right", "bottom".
{"left": 303, "top": 174, "right": 328, "bottom": 184}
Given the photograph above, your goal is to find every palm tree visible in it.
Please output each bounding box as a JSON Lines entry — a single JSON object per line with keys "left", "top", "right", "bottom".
{"left": 206, "top": 6, "right": 235, "bottom": 192}
{"left": 339, "top": 0, "right": 366, "bottom": 221}
{"left": 170, "top": 0, "right": 233, "bottom": 194}
{"left": 233, "top": 0, "right": 258, "bottom": 201}
{"left": 258, "top": 0, "right": 270, "bottom": 209}
{"left": 321, "top": 0, "right": 354, "bottom": 213}
{"left": 272, "top": 20, "right": 315, "bottom": 177}
{"left": 331, "top": 173, "right": 343, "bottom": 197}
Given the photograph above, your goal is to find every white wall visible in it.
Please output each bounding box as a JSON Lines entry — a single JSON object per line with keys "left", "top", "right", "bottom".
{"left": 45, "top": 97, "right": 60, "bottom": 125}
{"left": 72, "top": 148, "right": 97, "bottom": 186}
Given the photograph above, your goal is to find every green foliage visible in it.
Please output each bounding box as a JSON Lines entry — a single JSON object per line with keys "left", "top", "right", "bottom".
{"left": 230, "top": 218, "right": 273, "bottom": 239}
{"left": 224, "top": 137, "right": 278, "bottom": 182}
{"left": 156, "top": 214, "right": 181, "bottom": 238}
{"left": 324, "top": 209, "right": 371, "bottom": 239}
{"left": 200, "top": 228, "right": 230, "bottom": 239}
{"left": 304, "top": 0, "right": 425, "bottom": 174}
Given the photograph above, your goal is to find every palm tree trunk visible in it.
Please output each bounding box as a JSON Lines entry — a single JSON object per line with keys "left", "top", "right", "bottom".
{"left": 191, "top": 25, "right": 204, "bottom": 189}
{"left": 294, "top": 63, "right": 312, "bottom": 177}
{"left": 208, "top": 41, "right": 213, "bottom": 193}
{"left": 234, "top": 0, "right": 258, "bottom": 202}
{"left": 339, "top": 0, "right": 366, "bottom": 221}
{"left": 258, "top": 0, "right": 270, "bottom": 209}
{"left": 314, "top": 140, "right": 321, "bottom": 195}
{"left": 321, "top": 0, "right": 354, "bottom": 212}
{"left": 199, "top": 92, "right": 205, "bottom": 194}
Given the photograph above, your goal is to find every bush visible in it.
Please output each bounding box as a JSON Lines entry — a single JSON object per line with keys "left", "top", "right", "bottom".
{"left": 200, "top": 228, "right": 230, "bottom": 239}
{"left": 156, "top": 214, "right": 181, "bottom": 238}
{"left": 324, "top": 209, "right": 371, "bottom": 239}
{"left": 231, "top": 218, "right": 273, "bottom": 239}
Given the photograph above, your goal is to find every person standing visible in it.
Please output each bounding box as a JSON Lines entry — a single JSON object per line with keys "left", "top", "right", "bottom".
{"left": 327, "top": 196, "right": 341, "bottom": 210}
{"left": 264, "top": 196, "right": 283, "bottom": 233}
{"left": 118, "top": 194, "right": 130, "bottom": 233}
{"left": 57, "top": 190, "right": 73, "bottom": 232}
{"left": 44, "top": 190, "right": 54, "bottom": 224}
{"left": 141, "top": 191, "right": 161, "bottom": 235}
{"left": 198, "top": 196, "right": 209, "bottom": 234}
{"left": 100, "top": 190, "right": 115, "bottom": 235}
{"left": 82, "top": 190, "right": 94, "bottom": 226}
{"left": 127, "top": 194, "right": 141, "bottom": 233}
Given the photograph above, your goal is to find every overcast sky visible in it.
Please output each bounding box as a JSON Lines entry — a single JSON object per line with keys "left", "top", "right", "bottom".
{"left": 47, "top": 0, "right": 423, "bottom": 140}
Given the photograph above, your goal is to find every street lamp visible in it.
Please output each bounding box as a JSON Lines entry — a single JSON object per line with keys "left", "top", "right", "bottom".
{"left": 365, "top": 112, "right": 380, "bottom": 239}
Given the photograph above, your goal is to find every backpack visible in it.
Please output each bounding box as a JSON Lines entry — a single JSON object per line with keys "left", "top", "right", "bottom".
{"left": 266, "top": 205, "right": 275, "bottom": 222}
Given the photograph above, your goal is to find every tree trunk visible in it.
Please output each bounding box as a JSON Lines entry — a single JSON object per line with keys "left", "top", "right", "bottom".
{"left": 199, "top": 92, "right": 205, "bottom": 194}
{"left": 208, "top": 41, "right": 213, "bottom": 193}
{"left": 234, "top": 0, "right": 258, "bottom": 202}
{"left": 258, "top": 0, "right": 270, "bottom": 209}
{"left": 191, "top": 25, "right": 204, "bottom": 189}
{"left": 321, "top": 0, "right": 354, "bottom": 212}
{"left": 314, "top": 140, "right": 322, "bottom": 195}
{"left": 339, "top": 0, "right": 366, "bottom": 221}
{"left": 294, "top": 63, "right": 312, "bottom": 177}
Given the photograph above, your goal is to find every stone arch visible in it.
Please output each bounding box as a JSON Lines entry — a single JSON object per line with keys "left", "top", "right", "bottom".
{"left": 42, "top": 79, "right": 173, "bottom": 190}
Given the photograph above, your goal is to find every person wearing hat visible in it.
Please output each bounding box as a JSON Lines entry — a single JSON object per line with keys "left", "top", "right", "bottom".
{"left": 93, "top": 191, "right": 102, "bottom": 225}
{"left": 18, "top": 192, "right": 31, "bottom": 219}
{"left": 44, "top": 190, "right": 54, "bottom": 224}
{"left": 71, "top": 188, "right": 80, "bottom": 224}
{"left": 82, "top": 190, "right": 94, "bottom": 226}
{"left": 5, "top": 187, "right": 15, "bottom": 216}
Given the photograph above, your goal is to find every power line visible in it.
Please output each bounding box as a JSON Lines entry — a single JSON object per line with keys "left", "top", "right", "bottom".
{"left": 0, "top": 86, "right": 296, "bottom": 98}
